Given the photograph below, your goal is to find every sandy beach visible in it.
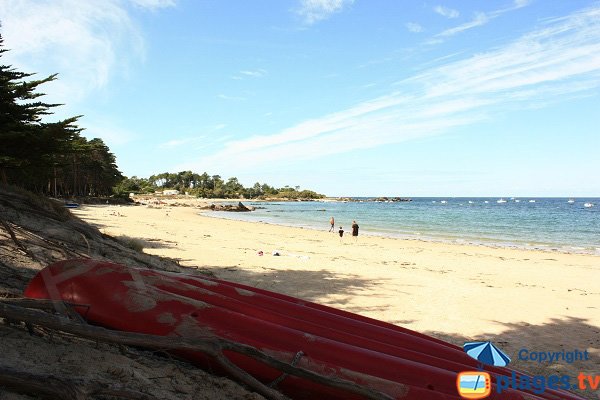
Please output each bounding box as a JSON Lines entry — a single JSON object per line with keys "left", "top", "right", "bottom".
{"left": 72, "top": 200, "right": 600, "bottom": 398}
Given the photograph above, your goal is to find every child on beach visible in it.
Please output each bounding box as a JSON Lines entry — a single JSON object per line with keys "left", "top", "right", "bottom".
{"left": 338, "top": 226, "right": 344, "bottom": 242}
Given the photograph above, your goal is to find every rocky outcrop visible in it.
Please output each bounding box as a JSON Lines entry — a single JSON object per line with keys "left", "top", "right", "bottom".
{"left": 373, "top": 197, "right": 412, "bottom": 202}
{"left": 200, "top": 202, "right": 255, "bottom": 212}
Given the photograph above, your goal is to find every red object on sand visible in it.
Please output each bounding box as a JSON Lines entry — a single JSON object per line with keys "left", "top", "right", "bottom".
{"left": 24, "top": 259, "right": 585, "bottom": 400}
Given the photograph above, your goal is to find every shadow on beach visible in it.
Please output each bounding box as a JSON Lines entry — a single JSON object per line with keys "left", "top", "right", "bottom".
{"left": 202, "top": 261, "right": 600, "bottom": 399}
{"left": 424, "top": 318, "right": 600, "bottom": 399}
{"left": 206, "top": 265, "right": 389, "bottom": 310}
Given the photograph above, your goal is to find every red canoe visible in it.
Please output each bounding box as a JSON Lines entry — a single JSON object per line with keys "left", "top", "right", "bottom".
{"left": 24, "top": 259, "right": 585, "bottom": 400}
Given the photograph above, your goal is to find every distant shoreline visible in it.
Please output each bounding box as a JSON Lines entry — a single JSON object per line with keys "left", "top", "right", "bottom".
{"left": 201, "top": 210, "right": 600, "bottom": 257}
{"left": 124, "top": 195, "right": 600, "bottom": 256}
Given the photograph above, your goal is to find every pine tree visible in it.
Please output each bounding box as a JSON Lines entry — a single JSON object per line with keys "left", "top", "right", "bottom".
{"left": 0, "top": 34, "right": 62, "bottom": 184}
{"left": 0, "top": 33, "right": 122, "bottom": 196}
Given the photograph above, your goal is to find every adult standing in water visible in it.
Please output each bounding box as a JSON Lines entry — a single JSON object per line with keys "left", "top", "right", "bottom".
{"left": 351, "top": 220, "right": 359, "bottom": 242}
{"left": 329, "top": 216, "right": 335, "bottom": 232}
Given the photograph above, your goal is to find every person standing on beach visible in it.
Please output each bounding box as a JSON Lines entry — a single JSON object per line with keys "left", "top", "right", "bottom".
{"left": 351, "top": 220, "right": 359, "bottom": 242}
{"left": 338, "top": 226, "right": 344, "bottom": 242}
{"left": 329, "top": 216, "right": 335, "bottom": 232}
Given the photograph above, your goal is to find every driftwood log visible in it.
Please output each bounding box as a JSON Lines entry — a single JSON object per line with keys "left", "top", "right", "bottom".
{"left": 0, "top": 301, "right": 394, "bottom": 400}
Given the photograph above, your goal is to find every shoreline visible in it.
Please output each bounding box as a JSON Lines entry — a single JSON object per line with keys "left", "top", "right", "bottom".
{"left": 202, "top": 210, "right": 600, "bottom": 257}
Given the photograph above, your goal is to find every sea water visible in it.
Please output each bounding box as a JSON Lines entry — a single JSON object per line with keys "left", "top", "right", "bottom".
{"left": 205, "top": 198, "right": 600, "bottom": 255}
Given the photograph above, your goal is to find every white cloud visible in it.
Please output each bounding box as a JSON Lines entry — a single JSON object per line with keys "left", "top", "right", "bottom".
{"left": 0, "top": 0, "right": 147, "bottom": 106}
{"left": 183, "top": 5, "right": 600, "bottom": 172}
{"left": 159, "top": 124, "right": 227, "bottom": 149}
{"left": 436, "top": 0, "right": 531, "bottom": 38}
{"left": 159, "top": 134, "right": 233, "bottom": 152}
{"left": 217, "top": 94, "right": 247, "bottom": 101}
{"left": 514, "top": 0, "right": 531, "bottom": 8}
{"left": 437, "top": 12, "right": 489, "bottom": 37}
{"left": 130, "top": 0, "right": 176, "bottom": 10}
{"left": 406, "top": 22, "right": 424, "bottom": 33}
{"left": 296, "top": 0, "right": 354, "bottom": 24}
{"left": 232, "top": 69, "right": 267, "bottom": 79}
{"left": 240, "top": 69, "right": 267, "bottom": 77}
{"left": 434, "top": 5, "right": 459, "bottom": 19}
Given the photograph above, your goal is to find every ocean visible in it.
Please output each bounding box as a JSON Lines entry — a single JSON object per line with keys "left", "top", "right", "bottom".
{"left": 205, "top": 198, "right": 600, "bottom": 255}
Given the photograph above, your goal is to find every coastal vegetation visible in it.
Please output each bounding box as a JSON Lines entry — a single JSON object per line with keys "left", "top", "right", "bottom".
{"left": 114, "top": 173, "right": 325, "bottom": 200}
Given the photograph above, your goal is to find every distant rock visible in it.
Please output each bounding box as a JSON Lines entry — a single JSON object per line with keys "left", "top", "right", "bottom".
{"left": 373, "top": 197, "right": 412, "bottom": 202}
{"left": 200, "top": 201, "right": 255, "bottom": 212}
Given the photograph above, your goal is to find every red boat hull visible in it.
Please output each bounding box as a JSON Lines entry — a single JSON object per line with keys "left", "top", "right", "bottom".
{"left": 23, "top": 259, "right": 584, "bottom": 400}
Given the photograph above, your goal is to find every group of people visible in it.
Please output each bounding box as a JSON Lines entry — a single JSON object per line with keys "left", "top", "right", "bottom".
{"left": 329, "top": 216, "right": 359, "bottom": 241}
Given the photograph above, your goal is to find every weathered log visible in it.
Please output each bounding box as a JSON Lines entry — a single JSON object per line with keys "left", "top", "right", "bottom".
{"left": 0, "top": 301, "right": 393, "bottom": 400}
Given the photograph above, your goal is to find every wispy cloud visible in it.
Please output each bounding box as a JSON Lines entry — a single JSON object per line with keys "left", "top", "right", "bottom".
{"left": 183, "top": 5, "right": 600, "bottom": 172}
{"left": 437, "top": 0, "right": 531, "bottom": 37}
{"left": 296, "top": 0, "right": 354, "bottom": 25}
{"left": 406, "top": 22, "right": 424, "bottom": 33}
{"left": 240, "top": 69, "right": 267, "bottom": 77}
{"left": 0, "top": 0, "right": 158, "bottom": 106}
{"left": 130, "top": 0, "right": 176, "bottom": 10}
{"left": 217, "top": 94, "right": 247, "bottom": 101}
{"left": 434, "top": 5, "right": 459, "bottom": 19}
{"left": 437, "top": 12, "right": 489, "bottom": 37}
{"left": 159, "top": 124, "right": 228, "bottom": 149}
{"left": 231, "top": 69, "right": 267, "bottom": 80}
{"left": 513, "top": 0, "right": 532, "bottom": 8}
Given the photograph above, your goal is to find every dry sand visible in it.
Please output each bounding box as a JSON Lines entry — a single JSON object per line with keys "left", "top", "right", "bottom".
{"left": 72, "top": 200, "right": 600, "bottom": 399}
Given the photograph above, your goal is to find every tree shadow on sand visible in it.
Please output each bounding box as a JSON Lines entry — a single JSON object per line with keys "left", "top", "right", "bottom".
{"left": 205, "top": 265, "right": 393, "bottom": 315}
{"left": 424, "top": 318, "right": 600, "bottom": 399}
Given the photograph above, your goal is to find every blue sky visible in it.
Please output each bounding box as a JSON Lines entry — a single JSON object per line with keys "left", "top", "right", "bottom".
{"left": 1, "top": 0, "right": 599, "bottom": 197}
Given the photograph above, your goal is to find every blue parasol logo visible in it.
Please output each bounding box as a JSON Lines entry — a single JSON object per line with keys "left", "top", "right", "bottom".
{"left": 463, "top": 341, "right": 511, "bottom": 367}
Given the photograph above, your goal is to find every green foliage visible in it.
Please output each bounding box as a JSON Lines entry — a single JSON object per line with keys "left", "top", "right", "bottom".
{"left": 113, "top": 176, "right": 155, "bottom": 196}
{"left": 119, "top": 170, "right": 325, "bottom": 200}
{"left": 0, "top": 34, "right": 122, "bottom": 196}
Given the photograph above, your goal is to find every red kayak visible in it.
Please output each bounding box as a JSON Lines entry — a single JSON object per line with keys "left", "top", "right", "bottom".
{"left": 24, "top": 259, "right": 585, "bottom": 400}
